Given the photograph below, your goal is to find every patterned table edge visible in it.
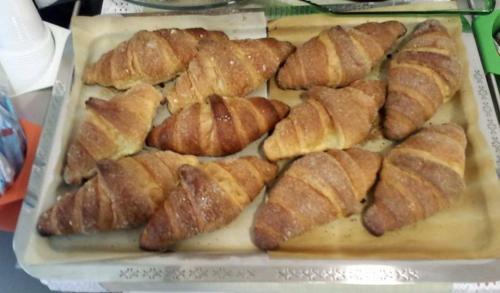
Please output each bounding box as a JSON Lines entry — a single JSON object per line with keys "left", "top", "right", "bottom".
{"left": 472, "top": 68, "right": 500, "bottom": 176}
{"left": 116, "top": 266, "right": 420, "bottom": 283}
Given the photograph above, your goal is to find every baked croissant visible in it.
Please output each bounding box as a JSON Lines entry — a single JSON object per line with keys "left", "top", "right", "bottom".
{"left": 140, "top": 156, "right": 278, "bottom": 251}
{"left": 363, "top": 123, "right": 467, "bottom": 236}
{"left": 384, "top": 20, "right": 462, "bottom": 140}
{"left": 63, "top": 83, "right": 163, "bottom": 185}
{"left": 147, "top": 95, "right": 289, "bottom": 156}
{"left": 276, "top": 21, "right": 406, "bottom": 90}
{"left": 38, "top": 151, "right": 199, "bottom": 236}
{"left": 253, "top": 148, "right": 381, "bottom": 251}
{"left": 165, "top": 38, "right": 295, "bottom": 113}
{"left": 83, "top": 28, "right": 228, "bottom": 90}
{"left": 263, "top": 80, "right": 386, "bottom": 161}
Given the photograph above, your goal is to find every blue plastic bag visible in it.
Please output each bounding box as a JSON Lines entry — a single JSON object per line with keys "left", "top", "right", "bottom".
{"left": 0, "top": 89, "right": 26, "bottom": 195}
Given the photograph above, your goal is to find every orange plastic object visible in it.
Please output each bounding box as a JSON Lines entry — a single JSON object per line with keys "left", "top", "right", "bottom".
{"left": 0, "top": 119, "right": 42, "bottom": 232}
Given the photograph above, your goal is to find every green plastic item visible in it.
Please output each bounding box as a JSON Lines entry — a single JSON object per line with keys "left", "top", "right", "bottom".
{"left": 473, "top": 10, "right": 500, "bottom": 75}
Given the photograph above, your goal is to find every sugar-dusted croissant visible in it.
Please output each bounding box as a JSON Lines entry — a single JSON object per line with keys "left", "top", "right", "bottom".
{"left": 83, "top": 28, "right": 228, "bottom": 90}
{"left": 140, "top": 156, "right": 278, "bottom": 251}
{"left": 384, "top": 20, "right": 462, "bottom": 140}
{"left": 165, "top": 38, "right": 295, "bottom": 113}
{"left": 253, "top": 148, "right": 381, "bottom": 250}
{"left": 147, "top": 95, "right": 289, "bottom": 156}
{"left": 38, "top": 151, "right": 199, "bottom": 236}
{"left": 263, "top": 80, "right": 386, "bottom": 161}
{"left": 276, "top": 21, "right": 406, "bottom": 90}
{"left": 363, "top": 123, "right": 466, "bottom": 236}
{"left": 63, "top": 84, "right": 162, "bottom": 185}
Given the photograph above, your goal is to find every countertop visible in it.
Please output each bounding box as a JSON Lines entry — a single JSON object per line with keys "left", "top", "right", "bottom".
{"left": 1, "top": 0, "right": 499, "bottom": 292}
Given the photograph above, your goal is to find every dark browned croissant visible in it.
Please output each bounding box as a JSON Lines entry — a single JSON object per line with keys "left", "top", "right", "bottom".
{"left": 363, "top": 123, "right": 467, "bottom": 236}
{"left": 276, "top": 21, "right": 406, "bottom": 90}
{"left": 165, "top": 38, "right": 295, "bottom": 113}
{"left": 83, "top": 28, "right": 228, "bottom": 89}
{"left": 384, "top": 20, "right": 462, "bottom": 140}
{"left": 140, "top": 156, "right": 278, "bottom": 251}
{"left": 38, "top": 151, "right": 199, "bottom": 236}
{"left": 253, "top": 148, "right": 382, "bottom": 250}
{"left": 147, "top": 95, "right": 289, "bottom": 156}
{"left": 63, "top": 83, "right": 163, "bottom": 185}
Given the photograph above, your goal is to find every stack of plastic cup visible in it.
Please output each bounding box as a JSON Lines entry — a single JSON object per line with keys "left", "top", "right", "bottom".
{"left": 0, "top": 0, "right": 55, "bottom": 95}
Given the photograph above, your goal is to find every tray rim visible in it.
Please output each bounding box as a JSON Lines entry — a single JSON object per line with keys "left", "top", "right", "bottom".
{"left": 13, "top": 14, "right": 500, "bottom": 286}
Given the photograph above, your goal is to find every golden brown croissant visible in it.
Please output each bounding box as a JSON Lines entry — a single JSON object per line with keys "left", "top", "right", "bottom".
{"left": 253, "top": 148, "right": 381, "bottom": 250}
{"left": 140, "top": 156, "right": 278, "bottom": 251}
{"left": 263, "top": 80, "right": 386, "bottom": 161}
{"left": 384, "top": 20, "right": 462, "bottom": 140}
{"left": 38, "top": 151, "right": 199, "bottom": 236}
{"left": 276, "top": 21, "right": 406, "bottom": 90}
{"left": 363, "top": 123, "right": 466, "bottom": 236}
{"left": 147, "top": 95, "right": 289, "bottom": 156}
{"left": 83, "top": 28, "right": 228, "bottom": 89}
{"left": 63, "top": 83, "right": 162, "bottom": 185}
{"left": 165, "top": 38, "right": 295, "bottom": 113}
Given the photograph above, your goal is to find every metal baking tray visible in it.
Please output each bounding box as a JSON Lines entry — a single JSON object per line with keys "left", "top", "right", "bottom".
{"left": 13, "top": 8, "right": 500, "bottom": 291}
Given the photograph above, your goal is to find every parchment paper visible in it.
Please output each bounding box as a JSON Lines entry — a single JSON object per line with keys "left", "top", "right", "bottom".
{"left": 23, "top": 5, "right": 500, "bottom": 266}
{"left": 267, "top": 13, "right": 500, "bottom": 259}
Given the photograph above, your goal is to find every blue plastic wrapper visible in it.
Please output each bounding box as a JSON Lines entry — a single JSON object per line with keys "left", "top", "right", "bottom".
{"left": 0, "top": 89, "right": 26, "bottom": 195}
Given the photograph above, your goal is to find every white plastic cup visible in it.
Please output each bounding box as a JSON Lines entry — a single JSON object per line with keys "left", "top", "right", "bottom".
{"left": 0, "top": 0, "right": 48, "bottom": 50}
{"left": 0, "top": 0, "right": 55, "bottom": 94}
